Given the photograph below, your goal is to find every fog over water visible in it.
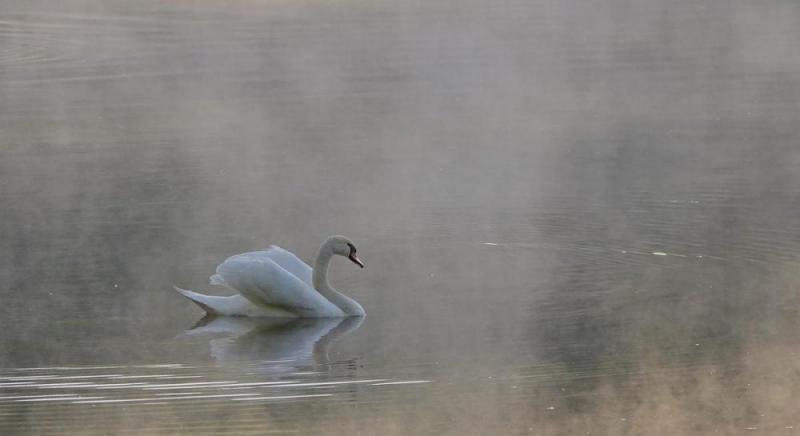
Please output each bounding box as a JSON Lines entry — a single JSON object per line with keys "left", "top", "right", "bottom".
{"left": 1, "top": 0, "right": 800, "bottom": 434}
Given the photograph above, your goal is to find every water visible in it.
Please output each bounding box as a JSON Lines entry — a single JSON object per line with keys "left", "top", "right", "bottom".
{"left": 2, "top": 0, "right": 800, "bottom": 434}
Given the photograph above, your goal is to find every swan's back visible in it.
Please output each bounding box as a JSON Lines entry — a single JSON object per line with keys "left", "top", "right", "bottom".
{"left": 211, "top": 249, "right": 344, "bottom": 318}
{"left": 217, "top": 246, "right": 312, "bottom": 285}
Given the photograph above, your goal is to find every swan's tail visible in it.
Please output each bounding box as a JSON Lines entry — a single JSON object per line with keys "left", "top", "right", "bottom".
{"left": 175, "top": 286, "right": 298, "bottom": 318}
{"left": 174, "top": 286, "right": 225, "bottom": 315}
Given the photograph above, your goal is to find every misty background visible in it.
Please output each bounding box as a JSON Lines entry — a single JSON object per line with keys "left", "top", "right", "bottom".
{"left": 1, "top": 0, "right": 799, "bottom": 434}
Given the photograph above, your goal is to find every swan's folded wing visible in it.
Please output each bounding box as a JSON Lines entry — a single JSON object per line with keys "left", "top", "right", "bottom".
{"left": 218, "top": 247, "right": 312, "bottom": 286}
{"left": 211, "top": 256, "right": 344, "bottom": 317}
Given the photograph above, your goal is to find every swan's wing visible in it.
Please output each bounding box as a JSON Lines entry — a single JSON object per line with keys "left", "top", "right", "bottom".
{"left": 220, "top": 247, "right": 312, "bottom": 286}
{"left": 211, "top": 256, "right": 344, "bottom": 317}
{"left": 262, "top": 246, "right": 313, "bottom": 285}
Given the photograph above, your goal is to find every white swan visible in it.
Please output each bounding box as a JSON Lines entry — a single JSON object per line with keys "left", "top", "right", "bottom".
{"left": 175, "top": 235, "right": 366, "bottom": 318}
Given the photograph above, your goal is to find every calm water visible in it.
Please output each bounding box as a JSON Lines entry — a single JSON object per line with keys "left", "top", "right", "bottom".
{"left": 2, "top": 0, "right": 800, "bottom": 434}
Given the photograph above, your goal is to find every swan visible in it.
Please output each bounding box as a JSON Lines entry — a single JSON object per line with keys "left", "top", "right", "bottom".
{"left": 175, "top": 235, "right": 366, "bottom": 318}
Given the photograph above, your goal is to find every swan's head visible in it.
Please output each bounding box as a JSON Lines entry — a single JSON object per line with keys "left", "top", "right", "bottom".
{"left": 329, "top": 235, "right": 365, "bottom": 268}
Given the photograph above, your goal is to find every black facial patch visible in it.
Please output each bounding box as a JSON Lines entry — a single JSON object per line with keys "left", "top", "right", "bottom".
{"left": 346, "top": 242, "right": 356, "bottom": 255}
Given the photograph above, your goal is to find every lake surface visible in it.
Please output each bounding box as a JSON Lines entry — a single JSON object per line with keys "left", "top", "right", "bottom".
{"left": 2, "top": 0, "right": 800, "bottom": 434}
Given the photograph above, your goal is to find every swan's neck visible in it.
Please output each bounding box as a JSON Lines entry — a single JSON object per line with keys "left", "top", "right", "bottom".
{"left": 313, "top": 242, "right": 365, "bottom": 317}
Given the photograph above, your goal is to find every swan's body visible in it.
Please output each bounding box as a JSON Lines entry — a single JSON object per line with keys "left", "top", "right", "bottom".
{"left": 175, "top": 236, "right": 365, "bottom": 318}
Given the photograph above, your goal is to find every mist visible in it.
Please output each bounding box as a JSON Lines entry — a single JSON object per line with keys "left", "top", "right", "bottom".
{"left": 1, "top": 0, "right": 799, "bottom": 434}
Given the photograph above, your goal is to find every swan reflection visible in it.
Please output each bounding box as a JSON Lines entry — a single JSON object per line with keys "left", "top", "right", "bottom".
{"left": 184, "top": 316, "right": 363, "bottom": 372}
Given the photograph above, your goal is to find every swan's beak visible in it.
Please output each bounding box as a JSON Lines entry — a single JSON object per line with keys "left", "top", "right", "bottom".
{"left": 349, "top": 254, "right": 365, "bottom": 268}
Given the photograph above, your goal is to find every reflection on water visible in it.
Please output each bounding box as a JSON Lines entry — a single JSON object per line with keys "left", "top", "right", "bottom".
{"left": 0, "top": 317, "right": 432, "bottom": 434}
{"left": 2, "top": 0, "right": 800, "bottom": 434}
{"left": 186, "top": 316, "right": 364, "bottom": 370}
{"left": 0, "top": 363, "right": 430, "bottom": 432}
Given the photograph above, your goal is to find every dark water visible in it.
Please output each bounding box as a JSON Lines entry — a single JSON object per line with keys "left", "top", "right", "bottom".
{"left": 2, "top": 0, "right": 800, "bottom": 434}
